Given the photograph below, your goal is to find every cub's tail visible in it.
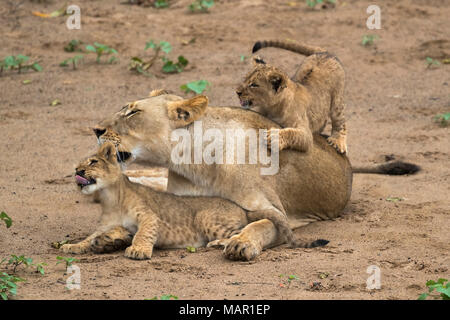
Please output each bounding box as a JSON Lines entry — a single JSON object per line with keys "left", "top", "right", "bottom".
{"left": 352, "top": 161, "right": 421, "bottom": 175}
{"left": 252, "top": 40, "right": 327, "bottom": 56}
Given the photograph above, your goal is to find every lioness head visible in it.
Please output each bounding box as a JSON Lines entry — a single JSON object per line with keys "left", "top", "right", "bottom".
{"left": 236, "top": 56, "right": 288, "bottom": 112}
{"left": 75, "top": 142, "right": 120, "bottom": 195}
{"left": 93, "top": 94, "right": 208, "bottom": 166}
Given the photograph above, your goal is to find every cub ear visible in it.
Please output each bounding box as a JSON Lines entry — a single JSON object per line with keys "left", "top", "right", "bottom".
{"left": 98, "top": 142, "right": 116, "bottom": 163}
{"left": 252, "top": 55, "right": 266, "bottom": 66}
{"left": 167, "top": 95, "right": 209, "bottom": 128}
{"left": 269, "top": 72, "right": 287, "bottom": 93}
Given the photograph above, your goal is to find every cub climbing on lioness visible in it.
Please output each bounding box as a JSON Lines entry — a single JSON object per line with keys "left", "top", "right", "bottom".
{"left": 61, "top": 142, "right": 328, "bottom": 260}
{"left": 236, "top": 40, "right": 348, "bottom": 154}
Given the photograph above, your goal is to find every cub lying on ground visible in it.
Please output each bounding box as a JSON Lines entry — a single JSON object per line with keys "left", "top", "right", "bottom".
{"left": 60, "top": 142, "right": 327, "bottom": 260}
{"left": 236, "top": 40, "right": 347, "bottom": 154}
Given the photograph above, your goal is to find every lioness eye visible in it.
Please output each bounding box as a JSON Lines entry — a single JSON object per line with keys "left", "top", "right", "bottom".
{"left": 125, "top": 109, "right": 140, "bottom": 118}
{"left": 249, "top": 83, "right": 259, "bottom": 88}
{"left": 89, "top": 160, "right": 98, "bottom": 166}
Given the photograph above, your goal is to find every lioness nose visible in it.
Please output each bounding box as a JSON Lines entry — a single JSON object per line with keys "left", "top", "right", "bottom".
{"left": 93, "top": 128, "right": 106, "bottom": 138}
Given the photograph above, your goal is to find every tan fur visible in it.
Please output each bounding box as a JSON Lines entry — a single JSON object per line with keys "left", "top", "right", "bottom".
{"left": 92, "top": 94, "right": 352, "bottom": 259}
{"left": 61, "top": 142, "right": 287, "bottom": 260}
{"left": 236, "top": 40, "right": 348, "bottom": 154}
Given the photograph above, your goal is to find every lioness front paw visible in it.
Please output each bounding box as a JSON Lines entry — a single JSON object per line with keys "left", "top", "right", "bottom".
{"left": 124, "top": 245, "right": 153, "bottom": 260}
{"left": 327, "top": 136, "right": 347, "bottom": 154}
{"left": 60, "top": 243, "right": 89, "bottom": 254}
{"left": 223, "top": 234, "right": 262, "bottom": 261}
{"left": 91, "top": 234, "right": 131, "bottom": 253}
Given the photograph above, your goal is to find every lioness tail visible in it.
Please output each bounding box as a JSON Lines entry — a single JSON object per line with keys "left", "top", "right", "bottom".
{"left": 352, "top": 161, "right": 421, "bottom": 175}
{"left": 252, "top": 40, "right": 327, "bottom": 56}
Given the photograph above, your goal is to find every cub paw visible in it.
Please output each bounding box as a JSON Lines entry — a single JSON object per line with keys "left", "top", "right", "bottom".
{"left": 60, "top": 243, "right": 89, "bottom": 254}
{"left": 327, "top": 136, "right": 347, "bottom": 154}
{"left": 124, "top": 245, "right": 152, "bottom": 260}
{"left": 263, "top": 129, "right": 283, "bottom": 151}
{"left": 223, "top": 234, "right": 262, "bottom": 261}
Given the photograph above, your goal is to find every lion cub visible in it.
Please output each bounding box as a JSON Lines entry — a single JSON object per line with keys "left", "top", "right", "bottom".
{"left": 236, "top": 40, "right": 347, "bottom": 154}
{"left": 61, "top": 142, "right": 250, "bottom": 260}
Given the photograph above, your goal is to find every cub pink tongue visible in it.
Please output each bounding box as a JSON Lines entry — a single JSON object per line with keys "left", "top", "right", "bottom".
{"left": 75, "top": 175, "right": 89, "bottom": 185}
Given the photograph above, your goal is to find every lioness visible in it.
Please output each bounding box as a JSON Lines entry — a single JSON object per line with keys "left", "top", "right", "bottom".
{"left": 63, "top": 142, "right": 327, "bottom": 260}
{"left": 236, "top": 40, "right": 347, "bottom": 154}
{"left": 92, "top": 93, "right": 353, "bottom": 260}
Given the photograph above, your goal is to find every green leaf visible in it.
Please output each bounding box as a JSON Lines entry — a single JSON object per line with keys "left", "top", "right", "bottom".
{"left": 159, "top": 41, "right": 172, "bottom": 54}
{"left": 31, "top": 63, "right": 42, "bottom": 72}
{"left": 0, "top": 292, "right": 8, "bottom": 300}
{"left": 435, "top": 286, "right": 450, "bottom": 298}
{"left": 145, "top": 40, "right": 157, "bottom": 51}
{"left": 181, "top": 80, "right": 210, "bottom": 94}
{"left": 417, "top": 293, "right": 428, "bottom": 300}
{"left": 0, "top": 212, "right": 12, "bottom": 228}
{"left": 85, "top": 45, "right": 96, "bottom": 52}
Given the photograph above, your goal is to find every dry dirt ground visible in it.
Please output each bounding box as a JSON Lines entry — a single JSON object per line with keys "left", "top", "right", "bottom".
{"left": 0, "top": 0, "right": 449, "bottom": 300}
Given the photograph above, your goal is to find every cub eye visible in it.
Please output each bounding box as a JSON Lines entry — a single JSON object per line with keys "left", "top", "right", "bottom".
{"left": 89, "top": 160, "right": 98, "bottom": 166}
{"left": 125, "top": 109, "right": 140, "bottom": 118}
{"left": 249, "top": 83, "right": 259, "bottom": 88}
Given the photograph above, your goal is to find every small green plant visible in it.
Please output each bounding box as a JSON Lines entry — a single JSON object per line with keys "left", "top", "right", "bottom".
{"left": 147, "top": 294, "right": 179, "bottom": 300}
{"left": 306, "top": 0, "right": 335, "bottom": 8}
{"left": 2, "top": 255, "right": 46, "bottom": 275}
{"left": 56, "top": 256, "right": 78, "bottom": 268}
{"left": 64, "top": 40, "right": 83, "bottom": 52}
{"left": 189, "top": 0, "right": 214, "bottom": 13}
{"left": 186, "top": 246, "right": 196, "bottom": 253}
{"left": 1, "top": 212, "right": 12, "bottom": 228}
{"left": 386, "top": 196, "right": 404, "bottom": 202}
{"left": 433, "top": 112, "right": 450, "bottom": 127}
{"left": 60, "top": 55, "right": 84, "bottom": 70}
{"left": 279, "top": 274, "right": 299, "bottom": 288}
{"left": 425, "top": 57, "right": 440, "bottom": 69}
{"left": 418, "top": 278, "right": 450, "bottom": 300}
{"left": 0, "top": 272, "right": 25, "bottom": 300}
{"left": 0, "top": 55, "right": 42, "bottom": 74}
{"left": 362, "top": 34, "right": 378, "bottom": 46}
{"left": 180, "top": 80, "right": 210, "bottom": 94}
{"left": 144, "top": 40, "right": 189, "bottom": 74}
{"left": 154, "top": 0, "right": 170, "bottom": 8}
{"left": 85, "top": 43, "right": 118, "bottom": 63}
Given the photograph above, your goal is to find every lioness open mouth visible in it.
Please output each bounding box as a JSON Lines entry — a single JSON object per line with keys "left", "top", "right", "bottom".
{"left": 75, "top": 175, "right": 96, "bottom": 188}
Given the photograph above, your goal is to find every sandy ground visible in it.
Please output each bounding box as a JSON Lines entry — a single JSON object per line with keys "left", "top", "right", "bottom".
{"left": 0, "top": 0, "right": 449, "bottom": 300}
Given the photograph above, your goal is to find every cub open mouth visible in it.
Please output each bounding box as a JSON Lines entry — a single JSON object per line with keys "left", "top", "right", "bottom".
{"left": 75, "top": 175, "right": 96, "bottom": 188}
{"left": 240, "top": 99, "right": 253, "bottom": 109}
{"left": 116, "top": 151, "right": 132, "bottom": 163}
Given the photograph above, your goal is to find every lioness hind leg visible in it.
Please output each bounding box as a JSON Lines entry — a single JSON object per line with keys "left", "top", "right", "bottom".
{"left": 222, "top": 219, "right": 283, "bottom": 261}
{"left": 91, "top": 226, "right": 133, "bottom": 253}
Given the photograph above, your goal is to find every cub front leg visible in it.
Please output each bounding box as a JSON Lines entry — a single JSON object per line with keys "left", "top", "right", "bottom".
{"left": 124, "top": 212, "right": 158, "bottom": 260}
{"left": 265, "top": 127, "right": 313, "bottom": 152}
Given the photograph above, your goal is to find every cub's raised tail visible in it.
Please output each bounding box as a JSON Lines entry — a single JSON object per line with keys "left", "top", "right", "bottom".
{"left": 252, "top": 40, "right": 327, "bottom": 56}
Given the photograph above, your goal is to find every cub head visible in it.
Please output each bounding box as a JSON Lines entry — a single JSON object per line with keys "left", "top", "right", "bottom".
{"left": 236, "top": 56, "right": 288, "bottom": 112}
{"left": 75, "top": 142, "right": 121, "bottom": 195}
{"left": 92, "top": 93, "right": 208, "bottom": 166}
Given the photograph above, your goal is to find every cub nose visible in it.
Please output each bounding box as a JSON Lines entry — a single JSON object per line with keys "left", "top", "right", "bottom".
{"left": 236, "top": 91, "right": 242, "bottom": 97}
{"left": 76, "top": 170, "right": 85, "bottom": 177}
{"left": 93, "top": 128, "right": 106, "bottom": 138}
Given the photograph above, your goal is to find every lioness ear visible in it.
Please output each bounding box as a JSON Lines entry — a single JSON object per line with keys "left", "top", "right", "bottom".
{"left": 167, "top": 95, "right": 209, "bottom": 128}
{"left": 269, "top": 72, "right": 286, "bottom": 93}
{"left": 252, "top": 55, "right": 266, "bottom": 66}
{"left": 98, "top": 142, "right": 116, "bottom": 163}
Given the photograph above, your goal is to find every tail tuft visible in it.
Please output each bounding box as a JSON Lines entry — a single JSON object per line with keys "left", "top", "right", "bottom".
{"left": 309, "top": 239, "right": 329, "bottom": 248}
{"left": 379, "top": 161, "right": 421, "bottom": 175}
{"left": 252, "top": 41, "right": 263, "bottom": 53}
